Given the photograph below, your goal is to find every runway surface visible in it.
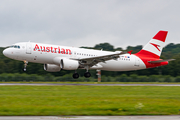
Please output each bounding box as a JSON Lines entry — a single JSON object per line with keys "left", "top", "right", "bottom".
{"left": 1, "top": 83, "right": 180, "bottom": 86}
{"left": 0, "top": 116, "right": 180, "bottom": 120}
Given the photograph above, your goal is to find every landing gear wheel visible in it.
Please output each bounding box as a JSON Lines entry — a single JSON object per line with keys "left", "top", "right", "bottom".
{"left": 84, "top": 72, "right": 91, "bottom": 78}
{"left": 23, "top": 60, "right": 28, "bottom": 72}
{"left": 23, "top": 68, "right": 26, "bottom": 72}
{"left": 73, "top": 73, "right": 79, "bottom": 79}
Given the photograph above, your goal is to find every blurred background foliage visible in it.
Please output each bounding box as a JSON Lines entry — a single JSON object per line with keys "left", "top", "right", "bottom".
{"left": 0, "top": 42, "right": 180, "bottom": 82}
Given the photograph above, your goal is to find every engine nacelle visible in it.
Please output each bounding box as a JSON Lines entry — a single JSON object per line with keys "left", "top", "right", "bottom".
{"left": 60, "top": 58, "right": 79, "bottom": 70}
{"left": 44, "top": 64, "right": 61, "bottom": 72}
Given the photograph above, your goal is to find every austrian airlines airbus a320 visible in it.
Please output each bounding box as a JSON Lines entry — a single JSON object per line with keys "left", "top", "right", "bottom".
{"left": 3, "top": 30, "right": 174, "bottom": 79}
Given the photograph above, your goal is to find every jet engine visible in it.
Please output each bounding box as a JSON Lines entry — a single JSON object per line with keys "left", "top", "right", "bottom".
{"left": 44, "top": 64, "right": 61, "bottom": 72}
{"left": 60, "top": 58, "right": 79, "bottom": 70}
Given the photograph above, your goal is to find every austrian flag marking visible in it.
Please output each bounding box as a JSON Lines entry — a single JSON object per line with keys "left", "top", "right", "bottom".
{"left": 34, "top": 44, "right": 72, "bottom": 55}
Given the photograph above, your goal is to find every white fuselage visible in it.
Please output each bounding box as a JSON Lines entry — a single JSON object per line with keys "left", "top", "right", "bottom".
{"left": 3, "top": 42, "right": 146, "bottom": 71}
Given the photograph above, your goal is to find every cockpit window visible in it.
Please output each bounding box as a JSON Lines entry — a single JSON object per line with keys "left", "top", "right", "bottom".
{"left": 10, "top": 45, "right": 20, "bottom": 49}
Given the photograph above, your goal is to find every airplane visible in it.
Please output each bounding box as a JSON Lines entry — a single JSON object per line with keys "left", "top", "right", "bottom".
{"left": 3, "top": 30, "right": 174, "bottom": 79}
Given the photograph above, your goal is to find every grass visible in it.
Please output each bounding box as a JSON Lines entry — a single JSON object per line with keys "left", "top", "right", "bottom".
{"left": 0, "top": 85, "right": 180, "bottom": 115}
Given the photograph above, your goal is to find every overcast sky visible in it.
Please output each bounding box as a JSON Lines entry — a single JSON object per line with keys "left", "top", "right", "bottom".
{"left": 0, "top": 0, "right": 180, "bottom": 49}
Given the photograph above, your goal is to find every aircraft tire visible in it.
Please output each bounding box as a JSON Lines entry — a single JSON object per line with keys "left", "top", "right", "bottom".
{"left": 73, "top": 73, "right": 79, "bottom": 79}
{"left": 84, "top": 72, "right": 91, "bottom": 78}
{"left": 23, "top": 68, "right": 26, "bottom": 72}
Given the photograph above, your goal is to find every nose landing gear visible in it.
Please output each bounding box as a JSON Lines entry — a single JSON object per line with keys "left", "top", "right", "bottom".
{"left": 23, "top": 60, "right": 28, "bottom": 72}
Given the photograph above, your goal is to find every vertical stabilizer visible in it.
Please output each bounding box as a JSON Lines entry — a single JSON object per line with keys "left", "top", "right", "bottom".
{"left": 135, "top": 30, "right": 168, "bottom": 59}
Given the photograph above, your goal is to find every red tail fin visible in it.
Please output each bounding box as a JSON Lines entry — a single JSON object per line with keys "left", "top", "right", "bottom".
{"left": 135, "top": 30, "right": 168, "bottom": 59}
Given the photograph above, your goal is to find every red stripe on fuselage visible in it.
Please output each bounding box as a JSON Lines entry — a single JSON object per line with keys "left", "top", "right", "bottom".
{"left": 134, "top": 50, "right": 168, "bottom": 68}
{"left": 135, "top": 50, "right": 160, "bottom": 59}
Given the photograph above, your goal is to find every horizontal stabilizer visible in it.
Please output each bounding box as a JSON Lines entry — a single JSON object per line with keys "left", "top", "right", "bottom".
{"left": 148, "top": 59, "right": 175, "bottom": 63}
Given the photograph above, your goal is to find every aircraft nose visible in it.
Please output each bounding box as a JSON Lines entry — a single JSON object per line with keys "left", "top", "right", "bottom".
{"left": 3, "top": 49, "right": 10, "bottom": 57}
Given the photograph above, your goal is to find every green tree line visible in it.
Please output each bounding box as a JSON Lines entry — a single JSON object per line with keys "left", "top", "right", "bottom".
{"left": 0, "top": 42, "right": 180, "bottom": 78}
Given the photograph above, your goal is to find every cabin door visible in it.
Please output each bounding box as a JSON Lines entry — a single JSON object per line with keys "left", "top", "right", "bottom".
{"left": 26, "top": 42, "right": 32, "bottom": 54}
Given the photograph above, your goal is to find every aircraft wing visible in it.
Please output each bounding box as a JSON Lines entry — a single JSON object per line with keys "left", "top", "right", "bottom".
{"left": 71, "top": 51, "right": 126, "bottom": 68}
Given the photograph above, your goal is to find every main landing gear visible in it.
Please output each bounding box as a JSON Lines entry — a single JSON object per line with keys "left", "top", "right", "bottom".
{"left": 72, "top": 70, "right": 91, "bottom": 79}
{"left": 23, "top": 60, "right": 28, "bottom": 72}
{"left": 84, "top": 66, "right": 91, "bottom": 78}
